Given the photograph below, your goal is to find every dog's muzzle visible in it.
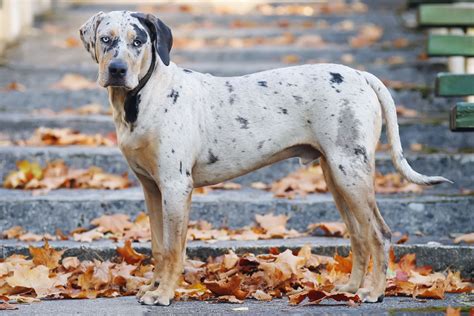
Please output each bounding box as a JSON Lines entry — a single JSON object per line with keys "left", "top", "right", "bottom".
{"left": 106, "top": 59, "right": 128, "bottom": 87}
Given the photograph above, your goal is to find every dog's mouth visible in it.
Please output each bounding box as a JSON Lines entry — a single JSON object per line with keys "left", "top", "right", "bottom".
{"left": 104, "top": 79, "right": 134, "bottom": 90}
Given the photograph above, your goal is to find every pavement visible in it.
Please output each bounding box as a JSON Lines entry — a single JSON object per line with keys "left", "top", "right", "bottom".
{"left": 7, "top": 294, "right": 474, "bottom": 316}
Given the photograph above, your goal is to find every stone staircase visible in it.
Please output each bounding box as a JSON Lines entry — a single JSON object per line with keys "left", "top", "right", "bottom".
{"left": 0, "top": 0, "right": 472, "bottom": 278}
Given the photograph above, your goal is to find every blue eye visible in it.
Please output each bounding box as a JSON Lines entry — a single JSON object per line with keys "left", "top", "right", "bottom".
{"left": 133, "top": 39, "right": 142, "bottom": 47}
{"left": 100, "top": 36, "right": 110, "bottom": 44}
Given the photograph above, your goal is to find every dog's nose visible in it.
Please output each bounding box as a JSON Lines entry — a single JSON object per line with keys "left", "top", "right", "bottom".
{"left": 108, "top": 60, "right": 128, "bottom": 78}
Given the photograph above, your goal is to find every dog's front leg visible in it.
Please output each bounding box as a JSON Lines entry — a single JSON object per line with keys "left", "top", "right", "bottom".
{"left": 135, "top": 174, "right": 164, "bottom": 299}
{"left": 139, "top": 181, "right": 192, "bottom": 306}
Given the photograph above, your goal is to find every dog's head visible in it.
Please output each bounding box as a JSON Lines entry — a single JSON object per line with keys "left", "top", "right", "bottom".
{"left": 79, "top": 11, "right": 172, "bottom": 90}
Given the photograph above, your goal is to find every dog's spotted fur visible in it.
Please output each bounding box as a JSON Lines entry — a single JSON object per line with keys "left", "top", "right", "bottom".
{"left": 80, "top": 11, "right": 451, "bottom": 306}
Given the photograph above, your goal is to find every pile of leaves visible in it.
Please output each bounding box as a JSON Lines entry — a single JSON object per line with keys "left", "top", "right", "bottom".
{"left": 4, "top": 160, "right": 130, "bottom": 191}
{"left": 267, "top": 165, "right": 424, "bottom": 199}
{"left": 19, "top": 128, "right": 116, "bottom": 147}
{"left": 0, "top": 242, "right": 471, "bottom": 309}
{"left": 2, "top": 213, "right": 305, "bottom": 244}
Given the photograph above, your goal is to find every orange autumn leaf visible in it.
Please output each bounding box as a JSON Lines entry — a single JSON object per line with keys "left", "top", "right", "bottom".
{"left": 29, "top": 240, "right": 65, "bottom": 269}
{"left": 91, "top": 214, "right": 134, "bottom": 234}
{"left": 204, "top": 274, "right": 248, "bottom": 300}
{"left": 116, "top": 240, "right": 146, "bottom": 264}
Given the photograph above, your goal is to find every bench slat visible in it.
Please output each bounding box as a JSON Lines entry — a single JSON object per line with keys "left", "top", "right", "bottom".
{"left": 418, "top": 4, "right": 474, "bottom": 26}
{"left": 408, "top": 0, "right": 474, "bottom": 7}
{"left": 436, "top": 73, "right": 474, "bottom": 96}
{"left": 428, "top": 34, "right": 474, "bottom": 56}
{"left": 450, "top": 102, "right": 474, "bottom": 131}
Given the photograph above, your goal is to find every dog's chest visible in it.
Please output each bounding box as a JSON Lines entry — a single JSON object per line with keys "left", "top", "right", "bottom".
{"left": 117, "top": 129, "right": 158, "bottom": 177}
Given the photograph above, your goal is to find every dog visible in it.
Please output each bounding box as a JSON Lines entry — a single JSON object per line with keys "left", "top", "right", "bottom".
{"left": 80, "top": 11, "right": 451, "bottom": 306}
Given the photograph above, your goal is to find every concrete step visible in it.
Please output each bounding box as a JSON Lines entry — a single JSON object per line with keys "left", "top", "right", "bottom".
{"left": 0, "top": 147, "right": 471, "bottom": 188}
{"left": 1, "top": 237, "right": 472, "bottom": 276}
{"left": 0, "top": 188, "right": 472, "bottom": 236}
{"left": 2, "top": 114, "right": 472, "bottom": 151}
{"left": 0, "top": 54, "right": 446, "bottom": 90}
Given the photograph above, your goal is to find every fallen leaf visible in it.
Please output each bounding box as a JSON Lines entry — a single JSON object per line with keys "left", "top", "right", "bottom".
{"left": 29, "top": 240, "right": 65, "bottom": 269}
{"left": 50, "top": 74, "right": 98, "bottom": 91}
{"left": 116, "top": 240, "right": 146, "bottom": 264}
{"left": 454, "top": 233, "right": 474, "bottom": 244}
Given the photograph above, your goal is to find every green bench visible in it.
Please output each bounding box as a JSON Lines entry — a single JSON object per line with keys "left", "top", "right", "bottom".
{"left": 417, "top": 2, "right": 474, "bottom": 131}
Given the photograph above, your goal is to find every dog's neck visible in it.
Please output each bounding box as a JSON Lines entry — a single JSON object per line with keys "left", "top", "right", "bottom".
{"left": 108, "top": 49, "right": 171, "bottom": 132}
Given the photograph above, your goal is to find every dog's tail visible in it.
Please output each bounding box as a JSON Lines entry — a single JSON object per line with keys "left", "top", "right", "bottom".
{"left": 363, "top": 71, "right": 452, "bottom": 185}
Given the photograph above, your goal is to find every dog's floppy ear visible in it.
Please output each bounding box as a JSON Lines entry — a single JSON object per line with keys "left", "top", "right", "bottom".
{"left": 133, "top": 13, "right": 173, "bottom": 66}
{"left": 79, "top": 11, "right": 105, "bottom": 63}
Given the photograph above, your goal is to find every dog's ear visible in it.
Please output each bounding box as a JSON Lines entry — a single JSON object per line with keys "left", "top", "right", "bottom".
{"left": 133, "top": 13, "right": 173, "bottom": 66}
{"left": 79, "top": 11, "right": 105, "bottom": 63}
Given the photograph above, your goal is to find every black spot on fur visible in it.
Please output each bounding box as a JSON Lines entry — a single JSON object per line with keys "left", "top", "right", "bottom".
{"left": 186, "top": 170, "right": 191, "bottom": 177}
{"left": 105, "top": 38, "right": 120, "bottom": 53}
{"left": 307, "top": 120, "right": 311, "bottom": 124}
{"left": 279, "top": 108, "right": 288, "bottom": 115}
{"left": 338, "top": 164, "right": 347, "bottom": 175}
{"left": 293, "top": 95, "right": 303, "bottom": 103}
{"left": 257, "top": 140, "right": 265, "bottom": 149}
{"left": 336, "top": 89, "right": 341, "bottom": 93}
{"left": 132, "top": 23, "right": 148, "bottom": 44}
{"left": 113, "top": 50, "right": 119, "bottom": 58}
{"left": 235, "top": 116, "right": 249, "bottom": 129}
{"left": 171, "top": 149, "right": 175, "bottom": 154}
{"left": 257, "top": 81, "right": 268, "bottom": 87}
{"left": 179, "top": 161, "right": 183, "bottom": 174}
{"left": 354, "top": 145, "right": 368, "bottom": 163}
{"left": 329, "top": 72, "right": 344, "bottom": 84}
{"left": 207, "top": 149, "right": 219, "bottom": 164}
{"left": 168, "top": 89, "right": 179, "bottom": 104}
{"left": 183, "top": 69, "right": 193, "bottom": 73}
{"left": 225, "top": 81, "right": 234, "bottom": 93}
{"left": 124, "top": 93, "right": 140, "bottom": 131}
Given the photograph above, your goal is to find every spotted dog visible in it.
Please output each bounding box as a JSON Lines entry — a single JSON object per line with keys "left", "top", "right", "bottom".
{"left": 80, "top": 11, "right": 451, "bottom": 306}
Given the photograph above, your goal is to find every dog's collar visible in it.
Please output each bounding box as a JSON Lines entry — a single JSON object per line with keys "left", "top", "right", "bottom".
{"left": 124, "top": 49, "right": 156, "bottom": 128}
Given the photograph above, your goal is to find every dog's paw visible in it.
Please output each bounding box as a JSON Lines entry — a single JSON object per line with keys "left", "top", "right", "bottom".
{"left": 136, "top": 282, "right": 158, "bottom": 300}
{"left": 139, "top": 288, "right": 174, "bottom": 306}
{"left": 335, "top": 283, "right": 359, "bottom": 294}
{"left": 356, "top": 288, "right": 384, "bottom": 303}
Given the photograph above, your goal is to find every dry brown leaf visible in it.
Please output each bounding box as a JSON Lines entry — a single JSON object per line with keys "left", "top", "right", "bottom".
{"left": 29, "top": 240, "right": 64, "bottom": 269}
{"left": 396, "top": 105, "right": 419, "bottom": 118}
{"left": 204, "top": 275, "right": 247, "bottom": 300}
{"left": 0, "top": 301, "right": 18, "bottom": 310}
{"left": 1, "top": 82, "right": 26, "bottom": 92}
{"left": 350, "top": 24, "right": 383, "bottom": 48}
{"left": 453, "top": 232, "right": 474, "bottom": 244}
{"left": 396, "top": 234, "right": 409, "bottom": 244}
{"left": 50, "top": 74, "right": 98, "bottom": 91}
{"left": 281, "top": 54, "right": 300, "bottom": 64}
{"left": 73, "top": 229, "right": 104, "bottom": 243}
{"left": 4, "top": 160, "right": 131, "bottom": 191}
{"left": 2, "top": 226, "right": 24, "bottom": 239}
{"left": 62, "top": 257, "right": 80, "bottom": 270}
{"left": 116, "top": 240, "right": 146, "bottom": 264}
{"left": 446, "top": 306, "right": 461, "bottom": 316}
{"left": 307, "top": 222, "right": 347, "bottom": 237}
{"left": 91, "top": 214, "right": 133, "bottom": 234}
{"left": 23, "top": 128, "right": 115, "bottom": 147}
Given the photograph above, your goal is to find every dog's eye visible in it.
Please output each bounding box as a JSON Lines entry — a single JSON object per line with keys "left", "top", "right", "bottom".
{"left": 100, "top": 36, "right": 110, "bottom": 44}
{"left": 133, "top": 39, "right": 142, "bottom": 47}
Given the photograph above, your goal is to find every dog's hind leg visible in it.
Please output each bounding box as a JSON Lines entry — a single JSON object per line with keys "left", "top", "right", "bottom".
{"left": 322, "top": 150, "right": 389, "bottom": 302}
{"left": 320, "top": 157, "right": 369, "bottom": 293}
{"left": 135, "top": 174, "right": 164, "bottom": 299}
